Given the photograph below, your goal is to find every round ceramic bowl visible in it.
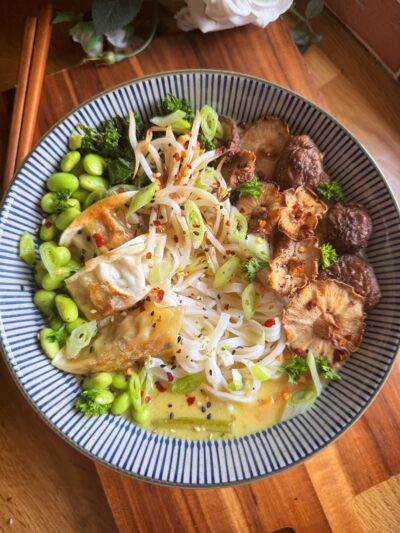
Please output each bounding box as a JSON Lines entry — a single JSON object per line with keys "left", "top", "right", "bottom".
{"left": 1, "top": 70, "right": 399, "bottom": 487}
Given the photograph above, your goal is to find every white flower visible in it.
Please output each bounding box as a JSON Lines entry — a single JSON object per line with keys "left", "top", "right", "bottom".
{"left": 175, "top": 0, "right": 293, "bottom": 33}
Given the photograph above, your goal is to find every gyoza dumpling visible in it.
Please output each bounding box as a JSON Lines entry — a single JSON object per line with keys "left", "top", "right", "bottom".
{"left": 66, "top": 233, "right": 167, "bottom": 320}
{"left": 52, "top": 304, "right": 183, "bottom": 374}
{"left": 59, "top": 191, "right": 145, "bottom": 261}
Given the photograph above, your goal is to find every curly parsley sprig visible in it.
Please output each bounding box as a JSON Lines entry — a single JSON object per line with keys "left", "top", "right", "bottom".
{"left": 317, "top": 180, "right": 343, "bottom": 202}
{"left": 320, "top": 243, "right": 337, "bottom": 270}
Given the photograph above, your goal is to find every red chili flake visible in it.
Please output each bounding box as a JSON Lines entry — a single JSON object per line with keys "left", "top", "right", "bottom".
{"left": 150, "top": 288, "right": 165, "bottom": 303}
{"left": 224, "top": 304, "right": 230, "bottom": 311}
{"left": 144, "top": 395, "right": 151, "bottom": 404}
{"left": 153, "top": 220, "right": 161, "bottom": 227}
{"left": 186, "top": 396, "right": 195, "bottom": 406}
{"left": 92, "top": 232, "right": 106, "bottom": 247}
{"left": 264, "top": 318, "right": 276, "bottom": 327}
{"left": 349, "top": 300, "right": 356, "bottom": 307}
{"left": 306, "top": 299, "right": 317, "bottom": 310}
{"left": 166, "top": 372, "right": 173, "bottom": 382}
{"left": 176, "top": 349, "right": 182, "bottom": 354}
{"left": 293, "top": 201, "right": 303, "bottom": 210}
{"left": 173, "top": 235, "right": 179, "bottom": 243}
{"left": 146, "top": 252, "right": 152, "bottom": 259}
{"left": 155, "top": 382, "right": 166, "bottom": 392}
{"left": 281, "top": 314, "right": 287, "bottom": 324}
{"left": 294, "top": 348, "right": 305, "bottom": 356}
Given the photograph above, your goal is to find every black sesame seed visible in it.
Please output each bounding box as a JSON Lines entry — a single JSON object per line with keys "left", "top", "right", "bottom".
{"left": 152, "top": 323, "right": 156, "bottom": 328}
{"left": 77, "top": 230, "right": 82, "bottom": 235}
{"left": 168, "top": 403, "right": 173, "bottom": 408}
{"left": 79, "top": 333, "right": 84, "bottom": 339}
{"left": 204, "top": 247, "right": 209, "bottom": 252}
{"left": 86, "top": 236, "right": 91, "bottom": 242}
{"left": 171, "top": 365, "right": 176, "bottom": 370}
{"left": 201, "top": 406, "right": 206, "bottom": 413}
{"left": 217, "top": 294, "right": 221, "bottom": 300}
{"left": 207, "top": 413, "right": 212, "bottom": 420}
{"left": 160, "top": 364, "right": 166, "bottom": 368}
{"left": 89, "top": 346, "right": 94, "bottom": 353}
{"left": 206, "top": 401, "right": 212, "bottom": 408}
{"left": 193, "top": 231, "right": 199, "bottom": 236}
{"left": 232, "top": 349, "right": 236, "bottom": 355}
{"left": 209, "top": 370, "right": 213, "bottom": 376}
{"left": 169, "top": 412, "right": 174, "bottom": 419}
{"left": 150, "top": 310, "right": 155, "bottom": 316}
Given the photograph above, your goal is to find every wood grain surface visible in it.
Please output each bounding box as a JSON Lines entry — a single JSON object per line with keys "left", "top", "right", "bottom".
{"left": 0, "top": 15, "right": 399, "bottom": 533}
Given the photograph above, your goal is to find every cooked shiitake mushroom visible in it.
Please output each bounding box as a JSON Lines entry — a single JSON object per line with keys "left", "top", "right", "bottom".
{"left": 218, "top": 116, "right": 240, "bottom": 156}
{"left": 275, "top": 135, "right": 328, "bottom": 190}
{"left": 319, "top": 254, "right": 381, "bottom": 310}
{"left": 326, "top": 203, "right": 372, "bottom": 253}
{"left": 283, "top": 279, "right": 365, "bottom": 364}
{"left": 222, "top": 150, "right": 256, "bottom": 190}
{"left": 237, "top": 182, "right": 285, "bottom": 235}
{"left": 240, "top": 117, "right": 290, "bottom": 180}
{"left": 278, "top": 187, "right": 327, "bottom": 241}
{"left": 269, "top": 236, "right": 319, "bottom": 297}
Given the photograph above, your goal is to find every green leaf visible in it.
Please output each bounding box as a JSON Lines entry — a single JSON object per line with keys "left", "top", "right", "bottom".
{"left": 87, "top": 33, "right": 103, "bottom": 51}
{"left": 107, "top": 157, "right": 134, "bottom": 184}
{"left": 92, "top": 0, "right": 143, "bottom": 35}
{"left": 236, "top": 176, "right": 263, "bottom": 198}
{"left": 305, "top": 0, "right": 324, "bottom": 19}
{"left": 316, "top": 358, "right": 341, "bottom": 381}
{"left": 241, "top": 257, "right": 267, "bottom": 283}
{"left": 52, "top": 11, "right": 83, "bottom": 24}
{"left": 317, "top": 180, "right": 343, "bottom": 201}
{"left": 282, "top": 354, "right": 308, "bottom": 384}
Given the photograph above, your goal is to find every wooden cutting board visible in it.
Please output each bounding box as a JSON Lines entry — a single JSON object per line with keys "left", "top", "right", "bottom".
{"left": 1, "top": 17, "right": 399, "bottom": 533}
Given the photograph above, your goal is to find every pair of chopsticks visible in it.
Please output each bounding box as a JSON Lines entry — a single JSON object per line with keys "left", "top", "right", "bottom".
{"left": 3, "top": 3, "right": 53, "bottom": 193}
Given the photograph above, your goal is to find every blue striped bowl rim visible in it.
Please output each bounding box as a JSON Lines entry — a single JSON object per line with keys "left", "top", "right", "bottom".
{"left": 0, "top": 70, "right": 399, "bottom": 487}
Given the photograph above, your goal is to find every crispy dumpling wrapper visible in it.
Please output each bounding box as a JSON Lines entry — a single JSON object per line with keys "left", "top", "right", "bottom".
{"left": 59, "top": 191, "right": 143, "bottom": 261}
{"left": 66, "top": 234, "right": 167, "bottom": 320}
{"left": 52, "top": 304, "right": 184, "bottom": 374}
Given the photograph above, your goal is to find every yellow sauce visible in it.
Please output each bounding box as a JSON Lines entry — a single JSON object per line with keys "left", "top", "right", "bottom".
{"left": 143, "top": 375, "right": 311, "bottom": 440}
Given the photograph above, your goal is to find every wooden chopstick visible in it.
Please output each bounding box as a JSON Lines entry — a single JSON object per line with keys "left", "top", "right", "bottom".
{"left": 3, "top": 16, "right": 38, "bottom": 188}
{"left": 16, "top": 3, "right": 53, "bottom": 169}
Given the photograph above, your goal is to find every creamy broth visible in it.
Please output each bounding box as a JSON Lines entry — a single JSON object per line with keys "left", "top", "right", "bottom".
{"left": 143, "top": 375, "right": 311, "bottom": 439}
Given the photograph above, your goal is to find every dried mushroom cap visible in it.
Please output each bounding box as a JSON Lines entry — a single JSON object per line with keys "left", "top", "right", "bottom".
{"left": 240, "top": 117, "right": 290, "bottom": 180}
{"left": 283, "top": 279, "right": 365, "bottom": 364}
{"left": 222, "top": 149, "right": 256, "bottom": 190}
{"left": 279, "top": 186, "right": 327, "bottom": 241}
{"left": 269, "top": 236, "right": 319, "bottom": 297}
{"left": 275, "top": 135, "right": 328, "bottom": 190}
{"left": 237, "top": 182, "right": 285, "bottom": 235}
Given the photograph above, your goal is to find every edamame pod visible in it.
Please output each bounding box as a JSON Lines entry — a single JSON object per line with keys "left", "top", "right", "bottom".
{"left": 55, "top": 207, "right": 81, "bottom": 230}
{"left": 60, "top": 151, "right": 81, "bottom": 172}
{"left": 83, "top": 372, "right": 113, "bottom": 390}
{"left": 33, "top": 289, "right": 56, "bottom": 317}
{"left": 82, "top": 154, "right": 105, "bottom": 176}
{"left": 79, "top": 174, "right": 110, "bottom": 191}
{"left": 55, "top": 294, "right": 79, "bottom": 323}
{"left": 111, "top": 391, "right": 131, "bottom": 415}
{"left": 40, "top": 328, "right": 60, "bottom": 359}
{"left": 47, "top": 172, "right": 79, "bottom": 193}
{"left": 68, "top": 131, "right": 82, "bottom": 150}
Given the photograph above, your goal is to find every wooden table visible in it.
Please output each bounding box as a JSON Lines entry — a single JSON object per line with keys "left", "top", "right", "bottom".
{"left": 1, "top": 18, "right": 399, "bottom": 533}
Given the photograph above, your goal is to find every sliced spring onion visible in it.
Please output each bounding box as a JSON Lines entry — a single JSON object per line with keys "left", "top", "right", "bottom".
{"left": 215, "top": 120, "right": 224, "bottom": 140}
{"left": 280, "top": 389, "right": 317, "bottom": 422}
{"left": 66, "top": 321, "right": 97, "bottom": 359}
{"left": 18, "top": 232, "right": 35, "bottom": 265}
{"left": 39, "top": 242, "right": 59, "bottom": 274}
{"left": 229, "top": 207, "right": 248, "bottom": 242}
{"left": 195, "top": 167, "right": 217, "bottom": 190}
{"left": 200, "top": 105, "right": 218, "bottom": 140}
{"left": 127, "top": 181, "right": 158, "bottom": 216}
{"left": 171, "top": 372, "right": 204, "bottom": 394}
{"left": 213, "top": 257, "right": 240, "bottom": 289}
{"left": 185, "top": 255, "right": 208, "bottom": 274}
{"left": 241, "top": 320, "right": 265, "bottom": 345}
{"left": 151, "top": 110, "right": 188, "bottom": 128}
{"left": 241, "top": 283, "right": 256, "bottom": 320}
{"left": 184, "top": 200, "right": 205, "bottom": 249}
{"left": 129, "top": 367, "right": 153, "bottom": 424}
{"left": 228, "top": 369, "right": 244, "bottom": 391}
{"left": 149, "top": 260, "right": 173, "bottom": 285}
{"left": 250, "top": 365, "right": 272, "bottom": 382}
{"left": 307, "top": 349, "right": 322, "bottom": 396}
{"left": 151, "top": 416, "right": 234, "bottom": 433}
{"left": 240, "top": 234, "right": 270, "bottom": 261}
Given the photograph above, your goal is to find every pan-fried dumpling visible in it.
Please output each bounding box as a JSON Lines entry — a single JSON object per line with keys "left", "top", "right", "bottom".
{"left": 59, "top": 191, "right": 145, "bottom": 261}
{"left": 66, "top": 233, "right": 167, "bottom": 320}
{"left": 52, "top": 304, "right": 184, "bottom": 374}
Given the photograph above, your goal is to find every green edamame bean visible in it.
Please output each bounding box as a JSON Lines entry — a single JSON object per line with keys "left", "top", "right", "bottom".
{"left": 53, "top": 246, "right": 71, "bottom": 266}
{"left": 18, "top": 232, "right": 36, "bottom": 265}
{"left": 40, "top": 218, "right": 58, "bottom": 241}
{"left": 66, "top": 317, "right": 87, "bottom": 334}
{"left": 65, "top": 259, "right": 81, "bottom": 273}
{"left": 111, "top": 391, "right": 131, "bottom": 415}
{"left": 33, "top": 289, "right": 56, "bottom": 317}
{"left": 83, "top": 188, "right": 107, "bottom": 209}
{"left": 40, "top": 328, "right": 59, "bottom": 359}
{"left": 79, "top": 174, "right": 110, "bottom": 192}
{"left": 49, "top": 316, "right": 64, "bottom": 331}
{"left": 60, "top": 151, "right": 81, "bottom": 173}
{"left": 41, "top": 273, "right": 65, "bottom": 291}
{"left": 82, "top": 154, "right": 105, "bottom": 176}
{"left": 83, "top": 372, "right": 113, "bottom": 390}
{"left": 55, "top": 294, "right": 79, "bottom": 323}
{"left": 47, "top": 172, "right": 79, "bottom": 193}
{"left": 71, "top": 187, "right": 89, "bottom": 204}
{"left": 68, "top": 131, "right": 82, "bottom": 151}
{"left": 34, "top": 262, "right": 47, "bottom": 287}
{"left": 64, "top": 198, "right": 81, "bottom": 211}
{"left": 112, "top": 373, "right": 129, "bottom": 391}
{"left": 94, "top": 389, "right": 115, "bottom": 406}
{"left": 55, "top": 207, "right": 81, "bottom": 230}
{"left": 41, "top": 192, "right": 58, "bottom": 214}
